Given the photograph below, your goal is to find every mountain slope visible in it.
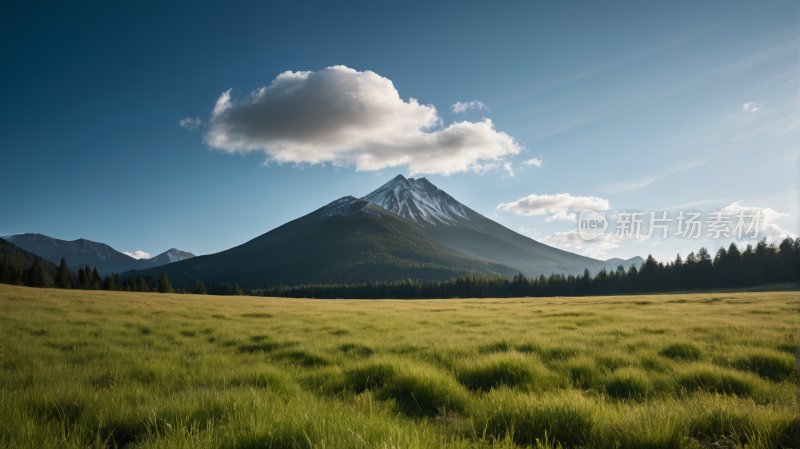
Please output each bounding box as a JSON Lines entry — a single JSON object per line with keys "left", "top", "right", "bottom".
{"left": 138, "top": 249, "right": 196, "bottom": 269}
{"left": 0, "top": 238, "right": 58, "bottom": 278}
{"left": 120, "top": 196, "right": 519, "bottom": 289}
{"left": 1, "top": 234, "right": 195, "bottom": 276}
{"left": 364, "top": 175, "right": 637, "bottom": 276}
{"left": 605, "top": 256, "right": 645, "bottom": 268}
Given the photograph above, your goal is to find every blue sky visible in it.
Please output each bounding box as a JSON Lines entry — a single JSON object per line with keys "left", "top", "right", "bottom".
{"left": 1, "top": 1, "right": 797, "bottom": 263}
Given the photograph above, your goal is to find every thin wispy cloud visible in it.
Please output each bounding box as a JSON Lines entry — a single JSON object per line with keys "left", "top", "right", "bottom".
{"left": 521, "top": 158, "right": 543, "bottom": 167}
{"left": 180, "top": 117, "right": 202, "bottom": 131}
{"left": 602, "top": 157, "right": 712, "bottom": 194}
{"left": 451, "top": 100, "right": 487, "bottom": 114}
{"left": 741, "top": 102, "right": 762, "bottom": 113}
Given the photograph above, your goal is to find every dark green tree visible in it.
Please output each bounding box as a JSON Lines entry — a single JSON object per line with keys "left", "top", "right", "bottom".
{"left": 194, "top": 280, "right": 207, "bottom": 295}
{"left": 55, "top": 258, "right": 71, "bottom": 289}
{"left": 158, "top": 271, "right": 174, "bottom": 293}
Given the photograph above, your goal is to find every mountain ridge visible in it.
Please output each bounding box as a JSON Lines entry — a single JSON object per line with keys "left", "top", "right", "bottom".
{"left": 1, "top": 234, "right": 195, "bottom": 276}
{"left": 362, "top": 175, "right": 635, "bottom": 276}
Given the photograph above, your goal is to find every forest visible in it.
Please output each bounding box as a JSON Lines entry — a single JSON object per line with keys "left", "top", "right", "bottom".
{"left": 3, "top": 237, "right": 797, "bottom": 298}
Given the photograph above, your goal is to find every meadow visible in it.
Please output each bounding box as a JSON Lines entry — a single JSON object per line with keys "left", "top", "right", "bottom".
{"left": 0, "top": 284, "right": 796, "bottom": 448}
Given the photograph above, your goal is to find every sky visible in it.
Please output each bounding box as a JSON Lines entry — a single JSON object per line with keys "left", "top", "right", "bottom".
{"left": 1, "top": 1, "right": 797, "bottom": 264}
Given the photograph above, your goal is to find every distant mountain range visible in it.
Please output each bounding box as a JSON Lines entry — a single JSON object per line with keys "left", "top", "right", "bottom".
{"left": 0, "top": 234, "right": 195, "bottom": 276}
{"left": 605, "top": 257, "right": 645, "bottom": 266}
{"left": 117, "top": 175, "right": 642, "bottom": 289}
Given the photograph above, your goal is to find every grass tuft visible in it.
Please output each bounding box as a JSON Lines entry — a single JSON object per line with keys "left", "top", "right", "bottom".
{"left": 603, "top": 367, "right": 653, "bottom": 399}
{"left": 660, "top": 342, "right": 702, "bottom": 360}
{"left": 678, "top": 365, "right": 757, "bottom": 396}
{"left": 457, "top": 352, "right": 544, "bottom": 391}
{"left": 730, "top": 349, "right": 794, "bottom": 382}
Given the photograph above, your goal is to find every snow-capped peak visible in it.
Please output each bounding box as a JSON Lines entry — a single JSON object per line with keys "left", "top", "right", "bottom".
{"left": 363, "top": 175, "right": 470, "bottom": 226}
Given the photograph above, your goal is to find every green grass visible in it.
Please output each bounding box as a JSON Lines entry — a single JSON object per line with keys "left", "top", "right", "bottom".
{"left": 0, "top": 285, "right": 796, "bottom": 448}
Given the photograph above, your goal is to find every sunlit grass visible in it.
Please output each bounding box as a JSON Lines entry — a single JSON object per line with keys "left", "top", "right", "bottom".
{"left": 0, "top": 285, "right": 795, "bottom": 448}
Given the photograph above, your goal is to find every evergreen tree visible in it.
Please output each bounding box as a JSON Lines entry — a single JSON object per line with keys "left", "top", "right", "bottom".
{"left": 77, "top": 267, "right": 86, "bottom": 289}
{"left": 194, "top": 280, "right": 207, "bottom": 295}
{"left": 158, "top": 271, "right": 174, "bottom": 293}
{"left": 139, "top": 277, "right": 150, "bottom": 293}
{"left": 56, "top": 258, "right": 71, "bottom": 289}
{"left": 23, "top": 259, "right": 50, "bottom": 288}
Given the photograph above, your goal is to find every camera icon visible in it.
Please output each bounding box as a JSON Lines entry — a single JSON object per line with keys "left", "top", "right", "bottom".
{"left": 577, "top": 209, "right": 608, "bottom": 241}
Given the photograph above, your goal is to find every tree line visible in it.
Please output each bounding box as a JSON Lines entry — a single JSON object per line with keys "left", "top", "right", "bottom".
{"left": 0, "top": 238, "right": 180, "bottom": 294}
{"left": 2, "top": 238, "right": 798, "bottom": 298}
{"left": 249, "top": 238, "right": 800, "bottom": 299}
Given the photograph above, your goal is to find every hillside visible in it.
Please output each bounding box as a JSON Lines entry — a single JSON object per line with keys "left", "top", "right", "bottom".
{"left": 0, "top": 238, "right": 58, "bottom": 278}
{"left": 1, "top": 234, "right": 194, "bottom": 276}
{"left": 120, "top": 196, "right": 518, "bottom": 289}
{"left": 364, "top": 175, "right": 638, "bottom": 276}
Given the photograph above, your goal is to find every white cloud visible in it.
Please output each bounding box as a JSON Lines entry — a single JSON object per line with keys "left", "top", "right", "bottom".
{"left": 541, "top": 230, "right": 628, "bottom": 260}
{"left": 204, "top": 66, "right": 522, "bottom": 176}
{"left": 522, "top": 158, "right": 543, "bottom": 167}
{"left": 742, "top": 102, "right": 763, "bottom": 113}
{"left": 180, "top": 117, "right": 202, "bottom": 131}
{"left": 545, "top": 211, "right": 577, "bottom": 222}
{"left": 451, "top": 100, "right": 487, "bottom": 114}
{"left": 716, "top": 201, "right": 794, "bottom": 244}
{"left": 211, "top": 88, "right": 232, "bottom": 120}
{"left": 123, "top": 250, "right": 151, "bottom": 260}
{"left": 503, "top": 162, "right": 514, "bottom": 177}
{"left": 496, "top": 193, "right": 611, "bottom": 221}
{"left": 470, "top": 162, "right": 499, "bottom": 175}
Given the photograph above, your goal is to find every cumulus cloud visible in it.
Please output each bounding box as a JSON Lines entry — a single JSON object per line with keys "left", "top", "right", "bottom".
{"left": 180, "top": 117, "right": 202, "bottom": 131}
{"left": 716, "top": 202, "right": 794, "bottom": 244}
{"left": 451, "top": 100, "right": 487, "bottom": 114}
{"left": 542, "top": 230, "right": 621, "bottom": 258}
{"left": 123, "top": 250, "right": 151, "bottom": 260}
{"left": 522, "top": 158, "right": 543, "bottom": 167}
{"left": 203, "top": 66, "right": 522, "bottom": 176}
{"left": 545, "top": 211, "right": 577, "bottom": 222}
{"left": 496, "top": 193, "right": 611, "bottom": 222}
{"left": 503, "top": 162, "right": 514, "bottom": 177}
{"left": 742, "top": 102, "right": 762, "bottom": 113}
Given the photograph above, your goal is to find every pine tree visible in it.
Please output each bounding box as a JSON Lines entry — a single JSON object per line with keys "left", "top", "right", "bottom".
{"left": 77, "top": 267, "right": 86, "bottom": 289}
{"left": 158, "top": 271, "right": 174, "bottom": 293}
{"left": 56, "top": 258, "right": 71, "bottom": 289}
{"left": 194, "top": 280, "right": 207, "bottom": 295}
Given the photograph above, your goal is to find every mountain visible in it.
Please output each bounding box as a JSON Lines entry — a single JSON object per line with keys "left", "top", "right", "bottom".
{"left": 0, "top": 234, "right": 195, "bottom": 276}
{"left": 119, "top": 196, "right": 519, "bottom": 289}
{"left": 0, "top": 238, "right": 58, "bottom": 278}
{"left": 605, "top": 256, "right": 645, "bottom": 268}
{"left": 137, "top": 249, "right": 196, "bottom": 269}
{"left": 364, "top": 175, "right": 633, "bottom": 277}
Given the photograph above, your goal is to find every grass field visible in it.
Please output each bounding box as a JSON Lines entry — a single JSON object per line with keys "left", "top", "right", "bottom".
{"left": 0, "top": 284, "right": 796, "bottom": 448}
